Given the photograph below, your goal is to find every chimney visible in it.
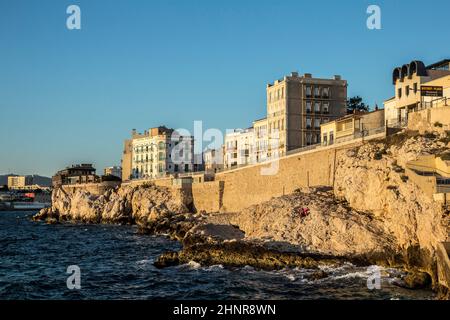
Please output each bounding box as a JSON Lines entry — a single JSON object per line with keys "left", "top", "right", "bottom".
{"left": 304, "top": 73, "right": 312, "bottom": 78}
{"left": 131, "top": 129, "right": 137, "bottom": 136}
{"left": 334, "top": 75, "right": 342, "bottom": 80}
{"left": 291, "top": 71, "right": 299, "bottom": 77}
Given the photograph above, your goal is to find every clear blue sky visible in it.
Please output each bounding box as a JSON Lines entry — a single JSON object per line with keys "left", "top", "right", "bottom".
{"left": 1, "top": 0, "right": 449, "bottom": 177}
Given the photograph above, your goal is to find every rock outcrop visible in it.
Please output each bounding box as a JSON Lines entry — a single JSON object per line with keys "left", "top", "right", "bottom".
{"left": 34, "top": 184, "right": 192, "bottom": 229}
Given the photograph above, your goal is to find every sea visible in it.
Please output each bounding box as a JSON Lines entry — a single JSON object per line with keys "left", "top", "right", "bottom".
{"left": 0, "top": 211, "right": 435, "bottom": 300}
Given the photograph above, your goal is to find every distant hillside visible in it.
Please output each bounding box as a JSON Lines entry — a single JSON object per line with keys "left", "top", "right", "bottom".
{"left": 0, "top": 174, "right": 52, "bottom": 187}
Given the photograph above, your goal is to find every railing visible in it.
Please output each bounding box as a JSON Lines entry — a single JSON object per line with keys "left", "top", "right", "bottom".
{"left": 387, "top": 119, "right": 408, "bottom": 128}
{"left": 286, "top": 143, "right": 321, "bottom": 156}
{"left": 407, "top": 163, "right": 450, "bottom": 179}
{"left": 420, "top": 97, "right": 448, "bottom": 110}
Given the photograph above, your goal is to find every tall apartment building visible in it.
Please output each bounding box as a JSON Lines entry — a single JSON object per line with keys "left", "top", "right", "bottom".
{"left": 121, "top": 126, "right": 195, "bottom": 180}
{"left": 265, "top": 72, "right": 347, "bottom": 156}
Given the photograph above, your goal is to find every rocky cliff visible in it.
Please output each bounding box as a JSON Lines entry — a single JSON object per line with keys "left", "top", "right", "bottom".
{"left": 35, "top": 131, "right": 450, "bottom": 294}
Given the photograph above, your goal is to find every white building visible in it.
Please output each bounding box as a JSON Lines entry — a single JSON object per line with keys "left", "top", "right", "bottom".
{"left": 130, "top": 126, "right": 195, "bottom": 179}
{"left": 203, "top": 148, "right": 223, "bottom": 172}
{"left": 223, "top": 128, "right": 256, "bottom": 169}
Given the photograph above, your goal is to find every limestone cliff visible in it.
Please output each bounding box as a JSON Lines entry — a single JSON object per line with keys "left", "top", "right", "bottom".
{"left": 35, "top": 184, "right": 192, "bottom": 227}
{"left": 334, "top": 133, "right": 448, "bottom": 255}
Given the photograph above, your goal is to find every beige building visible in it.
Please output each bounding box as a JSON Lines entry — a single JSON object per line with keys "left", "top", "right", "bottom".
{"left": 384, "top": 59, "right": 450, "bottom": 126}
{"left": 104, "top": 166, "right": 122, "bottom": 179}
{"left": 121, "top": 139, "right": 133, "bottom": 181}
{"left": 321, "top": 109, "right": 385, "bottom": 146}
{"left": 265, "top": 72, "right": 347, "bottom": 156}
{"left": 122, "top": 126, "right": 195, "bottom": 180}
{"left": 406, "top": 155, "right": 450, "bottom": 202}
{"left": 8, "top": 176, "right": 33, "bottom": 189}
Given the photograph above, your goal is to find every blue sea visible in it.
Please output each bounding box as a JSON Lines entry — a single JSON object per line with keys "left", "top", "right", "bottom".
{"left": 0, "top": 211, "right": 434, "bottom": 300}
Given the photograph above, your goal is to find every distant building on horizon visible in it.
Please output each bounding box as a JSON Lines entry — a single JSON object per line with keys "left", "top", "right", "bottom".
{"left": 7, "top": 175, "right": 52, "bottom": 191}
{"left": 104, "top": 166, "right": 122, "bottom": 179}
{"left": 8, "top": 175, "right": 33, "bottom": 189}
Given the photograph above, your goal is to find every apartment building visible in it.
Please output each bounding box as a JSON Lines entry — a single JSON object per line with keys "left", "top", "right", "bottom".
{"left": 122, "top": 126, "right": 195, "bottom": 180}
{"left": 265, "top": 72, "right": 347, "bottom": 156}
{"left": 253, "top": 118, "right": 269, "bottom": 163}
{"left": 384, "top": 59, "right": 450, "bottom": 126}
{"left": 203, "top": 148, "right": 223, "bottom": 173}
{"left": 223, "top": 128, "right": 255, "bottom": 169}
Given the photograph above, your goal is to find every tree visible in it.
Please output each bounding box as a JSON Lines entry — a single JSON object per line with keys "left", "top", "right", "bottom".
{"left": 346, "top": 96, "right": 369, "bottom": 114}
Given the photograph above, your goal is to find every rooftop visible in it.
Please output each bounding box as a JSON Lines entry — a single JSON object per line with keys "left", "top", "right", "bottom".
{"left": 267, "top": 72, "right": 344, "bottom": 87}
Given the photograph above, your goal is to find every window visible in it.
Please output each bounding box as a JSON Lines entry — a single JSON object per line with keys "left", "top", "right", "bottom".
{"left": 398, "top": 88, "right": 402, "bottom": 98}
{"left": 413, "top": 83, "right": 418, "bottom": 94}
{"left": 314, "top": 118, "right": 321, "bottom": 129}
{"left": 306, "top": 133, "right": 312, "bottom": 145}
{"left": 406, "top": 85, "right": 410, "bottom": 96}
{"left": 159, "top": 152, "right": 165, "bottom": 160}
{"left": 322, "top": 87, "right": 330, "bottom": 99}
{"left": 323, "top": 102, "right": 330, "bottom": 114}
{"left": 158, "top": 142, "right": 165, "bottom": 150}
{"left": 314, "top": 102, "right": 321, "bottom": 113}
{"left": 323, "top": 134, "right": 328, "bottom": 145}
{"left": 314, "top": 87, "right": 320, "bottom": 98}
{"left": 306, "top": 118, "right": 312, "bottom": 129}
{"left": 305, "top": 86, "right": 312, "bottom": 98}
{"left": 306, "top": 101, "right": 312, "bottom": 113}
{"left": 329, "top": 131, "right": 334, "bottom": 145}
{"left": 281, "top": 87, "right": 284, "bottom": 99}
{"left": 185, "top": 164, "right": 189, "bottom": 172}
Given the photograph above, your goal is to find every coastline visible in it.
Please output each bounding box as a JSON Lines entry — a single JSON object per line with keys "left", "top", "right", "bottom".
{"left": 33, "top": 130, "right": 450, "bottom": 298}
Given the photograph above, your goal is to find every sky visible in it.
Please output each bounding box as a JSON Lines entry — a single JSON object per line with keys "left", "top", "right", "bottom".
{"left": 1, "top": 0, "right": 450, "bottom": 177}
